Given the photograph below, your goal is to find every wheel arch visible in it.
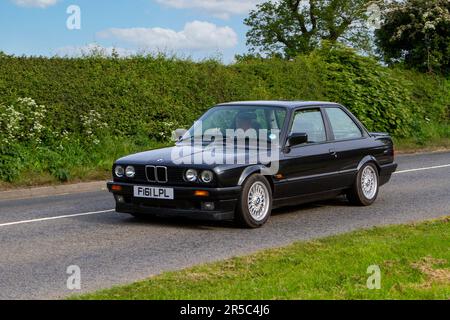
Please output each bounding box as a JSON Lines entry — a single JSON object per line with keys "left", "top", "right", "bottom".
{"left": 238, "top": 165, "right": 275, "bottom": 193}
{"left": 357, "top": 155, "right": 381, "bottom": 173}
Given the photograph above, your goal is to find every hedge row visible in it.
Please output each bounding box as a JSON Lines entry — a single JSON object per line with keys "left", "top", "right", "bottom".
{"left": 0, "top": 47, "right": 449, "bottom": 182}
{"left": 1, "top": 47, "right": 448, "bottom": 141}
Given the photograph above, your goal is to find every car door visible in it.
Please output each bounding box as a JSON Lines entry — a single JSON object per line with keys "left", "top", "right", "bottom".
{"left": 323, "top": 106, "right": 369, "bottom": 188}
{"left": 276, "top": 108, "right": 340, "bottom": 198}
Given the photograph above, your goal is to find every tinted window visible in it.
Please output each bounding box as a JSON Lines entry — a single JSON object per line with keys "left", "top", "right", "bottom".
{"left": 290, "top": 109, "right": 326, "bottom": 143}
{"left": 326, "top": 108, "right": 362, "bottom": 140}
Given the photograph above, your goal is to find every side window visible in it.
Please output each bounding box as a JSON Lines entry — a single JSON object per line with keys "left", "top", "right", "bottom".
{"left": 290, "top": 109, "right": 327, "bottom": 143}
{"left": 326, "top": 108, "right": 363, "bottom": 140}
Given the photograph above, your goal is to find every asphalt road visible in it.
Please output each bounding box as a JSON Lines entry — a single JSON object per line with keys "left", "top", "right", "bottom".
{"left": 0, "top": 152, "right": 449, "bottom": 300}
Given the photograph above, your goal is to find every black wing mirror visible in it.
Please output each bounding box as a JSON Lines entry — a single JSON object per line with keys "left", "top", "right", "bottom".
{"left": 287, "top": 133, "right": 308, "bottom": 147}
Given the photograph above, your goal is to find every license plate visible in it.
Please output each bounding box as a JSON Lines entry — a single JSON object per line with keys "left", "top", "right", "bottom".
{"left": 133, "top": 186, "right": 174, "bottom": 200}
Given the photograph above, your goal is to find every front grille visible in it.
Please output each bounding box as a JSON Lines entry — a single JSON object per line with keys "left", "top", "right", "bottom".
{"left": 117, "top": 165, "right": 208, "bottom": 186}
{"left": 146, "top": 166, "right": 168, "bottom": 183}
{"left": 156, "top": 167, "right": 167, "bottom": 182}
{"left": 145, "top": 166, "right": 156, "bottom": 181}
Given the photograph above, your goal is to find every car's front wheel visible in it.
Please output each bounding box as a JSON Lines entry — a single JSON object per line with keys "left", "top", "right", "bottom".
{"left": 235, "top": 174, "right": 272, "bottom": 228}
{"left": 347, "top": 162, "right": 379, "bottom": 206}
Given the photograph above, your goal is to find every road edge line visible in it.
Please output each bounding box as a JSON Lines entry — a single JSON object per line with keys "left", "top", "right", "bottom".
{"left": 0, "top": 181, "right": 108, "bottom": 202}
{"left": 0, "top": 209, "right": 116, "bottom": 228}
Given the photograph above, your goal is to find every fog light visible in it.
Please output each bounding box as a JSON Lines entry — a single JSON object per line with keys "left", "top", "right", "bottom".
{"left": 201, "top": 202, "right": 215, "bottom": 211}
{"left": 116, "top": 195, "right": 125, "bottom": 203}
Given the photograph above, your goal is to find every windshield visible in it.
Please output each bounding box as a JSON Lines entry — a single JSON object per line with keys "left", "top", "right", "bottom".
{"left": 182, "top": 106, "right": 287, "bottom": 143}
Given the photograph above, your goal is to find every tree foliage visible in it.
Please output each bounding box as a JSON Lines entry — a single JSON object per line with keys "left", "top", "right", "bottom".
{"left": 376, "top": 0, "right": 450, "bottom": 75}
{"left": 244, "top": 0, "right": 377, "bottom": 58}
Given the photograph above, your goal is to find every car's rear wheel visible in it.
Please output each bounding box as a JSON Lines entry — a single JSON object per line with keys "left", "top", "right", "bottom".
{"left": 347, "top": 162, "right": 379, "bottom": 206}
{"left": 235, "top": 174, "right": 272, "bottom": 228}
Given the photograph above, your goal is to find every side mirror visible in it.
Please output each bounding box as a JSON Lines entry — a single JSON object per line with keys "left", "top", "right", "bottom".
{"left": 287, "top": 133, "right": 308, "bottom": 147}
{"left": 173, "top": 128, "right": 188, "bottom": 141}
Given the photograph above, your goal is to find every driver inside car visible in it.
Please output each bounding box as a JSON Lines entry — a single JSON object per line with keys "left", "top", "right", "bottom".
{"left": 235, "top": 112, "right": 259, "bottom": 131}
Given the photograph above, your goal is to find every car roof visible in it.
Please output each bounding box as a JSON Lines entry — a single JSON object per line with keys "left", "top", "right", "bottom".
{"left": 215, "top": 101, "right": 340, "bottom": 109}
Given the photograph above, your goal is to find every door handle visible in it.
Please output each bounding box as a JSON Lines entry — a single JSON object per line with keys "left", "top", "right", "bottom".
{"left": 329, "top": 149, "right": 338, "bottom": 158}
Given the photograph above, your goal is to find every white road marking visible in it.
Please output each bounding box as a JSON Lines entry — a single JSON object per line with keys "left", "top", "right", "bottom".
{"left": 0, "top": 209, "right": 115, "bottom": 228}
{"left": 394, "top": 164, "right": 450, "bottom": 174}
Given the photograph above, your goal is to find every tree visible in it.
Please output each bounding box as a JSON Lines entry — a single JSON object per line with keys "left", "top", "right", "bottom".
{"left": 244, "top": 0, "right": 378, "bottom": 59}
{"left": 376, "top": 0, "right": 450, "bottom": 75}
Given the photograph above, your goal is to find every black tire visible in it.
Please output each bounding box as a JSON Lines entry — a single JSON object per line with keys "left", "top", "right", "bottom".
{"left": 235, "top": 174, "right": 272, "bottom": 228}
{"left": 347, "top": 162, "right": 379, "bottom": 206}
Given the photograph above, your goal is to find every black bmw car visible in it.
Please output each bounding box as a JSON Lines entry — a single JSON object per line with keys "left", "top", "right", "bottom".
{"left": 108, "top": 101, "right": 397, "bottom": 228}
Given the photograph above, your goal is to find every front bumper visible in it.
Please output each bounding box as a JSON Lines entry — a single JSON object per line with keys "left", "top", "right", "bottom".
{"left": 107, "top": 182, "right": 241, "bottom": 221}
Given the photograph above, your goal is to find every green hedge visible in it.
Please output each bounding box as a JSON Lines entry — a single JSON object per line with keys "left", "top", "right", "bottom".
{"left": 0, "top": 47, "right": 449, "bottom": 182}
{"left": 1, "top": 47, "right": 449, "bottom": 139}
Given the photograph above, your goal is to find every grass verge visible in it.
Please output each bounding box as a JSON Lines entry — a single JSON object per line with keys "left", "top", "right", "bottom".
{"left": 74, "top": 217, "right": 450, "bottom": 300}
{"left": 395, "top": 123, "right": 450, "bottom": 154}
{"left": 395, "top": 138, "right": 450, "bottom": 154}
{"left": 0, "top": 137, "right": 169, "bottom": 191}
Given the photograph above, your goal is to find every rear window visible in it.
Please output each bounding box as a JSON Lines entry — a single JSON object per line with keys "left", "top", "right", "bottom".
{"left": 326, "top": 108, "right": 362, "bottom": 140}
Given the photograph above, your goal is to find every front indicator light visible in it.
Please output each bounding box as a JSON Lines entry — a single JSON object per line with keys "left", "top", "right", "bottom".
{"left": 111, "top": 185, "right": 122, "bottom": 191}
{"left": 194, "top": 190, "right": 209, "bottom": 197}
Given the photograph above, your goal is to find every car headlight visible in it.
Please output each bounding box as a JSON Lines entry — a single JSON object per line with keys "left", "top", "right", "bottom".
{"left": 185, "top": 169, "right": 198, "bottom": 182}
{"left": 125, "top": 166, "right": 135, "bottom": 178}
{"left": 200, "top": 170, "right": 214, "bottom": 183}
{"left": 115, "top": 165, "right": 124, "bottom": 178}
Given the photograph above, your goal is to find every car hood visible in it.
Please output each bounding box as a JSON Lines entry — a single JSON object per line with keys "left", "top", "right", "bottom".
{"left": 115, "top": 144, "right": 272, "bottom": 169}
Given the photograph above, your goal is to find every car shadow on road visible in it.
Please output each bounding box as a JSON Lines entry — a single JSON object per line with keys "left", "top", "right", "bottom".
{"left": 119, "top": 196, "right": 350, "bottom": 230}
{"left": 271, "top": 196, "right": 350, "bottom": 216}
{"left": 122, "top": 214, "right": 237, "bottom": 230}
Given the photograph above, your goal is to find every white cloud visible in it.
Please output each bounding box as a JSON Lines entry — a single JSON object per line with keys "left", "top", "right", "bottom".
{"left": 155, "top": 0, "right": 263, "bottom": 19}
{"left": 12, "top": 0, "right": 59, "bottom": 8}
{"left": 97, "top": 21, "right": 238, "bottom": 51}
{"left": 55, "top": 44, "right": 136, "bottom": 57}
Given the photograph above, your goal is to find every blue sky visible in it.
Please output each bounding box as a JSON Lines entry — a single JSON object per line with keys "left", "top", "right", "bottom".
{"left": 0, "top": 0, "right": 263, "bottom": 62}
